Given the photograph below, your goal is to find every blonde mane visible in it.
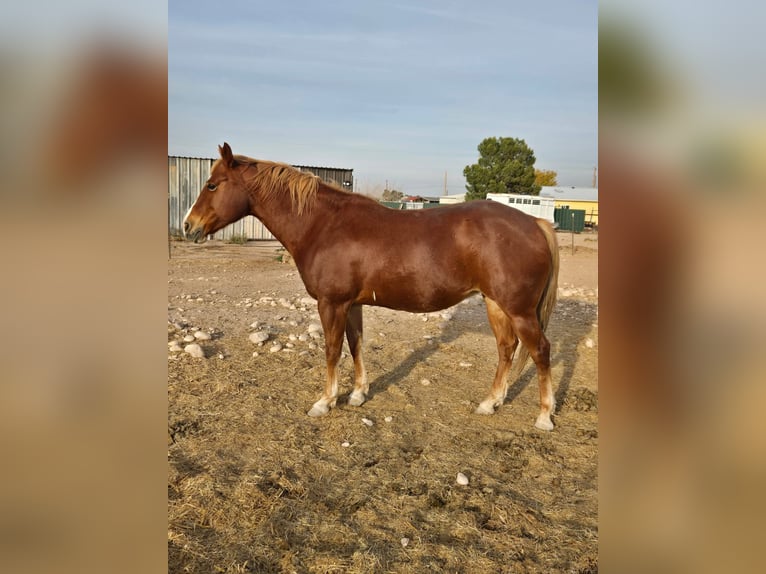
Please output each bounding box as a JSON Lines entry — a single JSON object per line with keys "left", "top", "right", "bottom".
{"left": 237, "top": 155, "right": 348, "bottom": 215}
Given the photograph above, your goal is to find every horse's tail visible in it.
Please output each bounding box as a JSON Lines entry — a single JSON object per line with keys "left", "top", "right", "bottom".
{"left": 535, "top": 218, "right": 559, "bottom": 333}
{"left": 508, "top": 218, "right": 559, "bottom": 382}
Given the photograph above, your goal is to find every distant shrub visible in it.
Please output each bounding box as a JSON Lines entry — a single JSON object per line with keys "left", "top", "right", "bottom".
{"left": 168, "top": 228, "right": 185, "bottom": 241}
{"left": 228, "top": 234, "right": 248, "bottom": 245}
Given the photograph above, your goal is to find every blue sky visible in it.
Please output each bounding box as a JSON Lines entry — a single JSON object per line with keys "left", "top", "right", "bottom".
{"left": 169, "top": 0, "right": 597, "bottom": 194}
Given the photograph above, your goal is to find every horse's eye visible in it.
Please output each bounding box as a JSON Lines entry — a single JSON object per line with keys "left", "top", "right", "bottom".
{"left": 207, "top": 183, "right": 217, "bottom": 191}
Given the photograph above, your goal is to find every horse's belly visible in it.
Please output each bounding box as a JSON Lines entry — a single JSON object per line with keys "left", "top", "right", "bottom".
{"left": 356, "top": 282, "right": 475, "bottom": 313}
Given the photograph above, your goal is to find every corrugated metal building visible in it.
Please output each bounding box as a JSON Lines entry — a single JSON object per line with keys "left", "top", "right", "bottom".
{"left": 168, "top": 156, "right": 353, "bottom": 241}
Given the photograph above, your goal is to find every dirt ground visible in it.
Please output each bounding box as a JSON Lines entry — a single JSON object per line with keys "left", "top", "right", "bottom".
{"left": 168, "top": 229, "right": 598, "bottom": 573}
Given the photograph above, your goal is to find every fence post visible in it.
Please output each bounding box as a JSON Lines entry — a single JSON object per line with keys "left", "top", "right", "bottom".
{"left": 571, "top": 212, "right": 575, "bottom": 255}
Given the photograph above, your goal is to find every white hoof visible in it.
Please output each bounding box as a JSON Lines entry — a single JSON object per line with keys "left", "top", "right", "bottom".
{"left": 475, "top": 399, "right": 497, "bottom": 415}
{"left": 534, "top": 414, "right": 554, "bottom": 431}
{"left": 307, "top": 401, "right": 330, "bottom": 417}
{"left": 348, "top": 390, "right": 366, "bottom": 407}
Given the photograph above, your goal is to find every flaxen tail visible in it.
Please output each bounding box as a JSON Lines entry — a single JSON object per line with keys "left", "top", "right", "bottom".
{"left": 508, "top": 218, "right": 559, "bottom": 382}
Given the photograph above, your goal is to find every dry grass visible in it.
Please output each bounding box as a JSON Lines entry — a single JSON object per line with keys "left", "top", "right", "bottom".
{"left": 168, "top": 241, "right": 598, "bottom": 573}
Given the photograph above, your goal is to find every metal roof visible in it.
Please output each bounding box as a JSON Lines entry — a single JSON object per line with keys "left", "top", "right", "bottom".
{"left": 539, "top": 186, "right": 598, "bottom": 202}
{"left": 168, "top": 155, "right": 353, "bottom": 172}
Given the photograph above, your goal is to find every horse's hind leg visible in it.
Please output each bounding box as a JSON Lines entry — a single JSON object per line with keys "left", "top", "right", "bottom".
{"left": 476, "top": 297, "right": 518, "bottom": 415}
{"left": 308, "top": 299, "right": 350, "bottom": 417}
{"left": 345, "top": 304, "right": 369, "bottom": 407}
{"left": 511, "top": 313, "right": 555, "bottom": 431}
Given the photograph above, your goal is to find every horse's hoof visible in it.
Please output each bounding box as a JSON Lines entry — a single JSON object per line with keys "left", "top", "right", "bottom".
{"left": 475, "top": 400, "right": 496, "bottom": 415}
{"left": 307, "top": 403, "right": 330, "bottom": 417}
{"left": 534, "top": 415, "right": 554, "bottom": 431}
{"left": 348, "top": 390, "right": 366, "bottom": 407}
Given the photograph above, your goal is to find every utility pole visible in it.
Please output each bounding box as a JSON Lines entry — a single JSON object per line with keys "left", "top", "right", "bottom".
{"left": 592, "top": 166, "right": 598, "bottom": 188}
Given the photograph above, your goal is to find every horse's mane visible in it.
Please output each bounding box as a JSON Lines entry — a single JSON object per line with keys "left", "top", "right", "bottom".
{"left": 236, "top": 155, "right": 350, "bottom": 215}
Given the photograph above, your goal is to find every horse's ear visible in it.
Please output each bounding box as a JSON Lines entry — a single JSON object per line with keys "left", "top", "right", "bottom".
{"left": 219, "top": 142, "right": 234, "bottom": 168}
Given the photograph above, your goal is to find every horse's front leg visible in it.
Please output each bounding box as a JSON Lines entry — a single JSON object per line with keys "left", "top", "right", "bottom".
{"left": 307, "top": 299, "right": 350, "bottom": 417}
{"left": 345, "top": 304, "right": 368, "bottom": 407}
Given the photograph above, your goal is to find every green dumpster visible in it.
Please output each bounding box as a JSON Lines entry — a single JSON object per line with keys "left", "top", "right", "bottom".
{"left": 554, "top": 207, "right": 586, "bottom": 233}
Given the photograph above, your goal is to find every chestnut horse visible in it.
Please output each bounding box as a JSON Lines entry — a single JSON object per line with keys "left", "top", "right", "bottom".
{"left": 185, "top": 143, "right": 560, "bottom": 430}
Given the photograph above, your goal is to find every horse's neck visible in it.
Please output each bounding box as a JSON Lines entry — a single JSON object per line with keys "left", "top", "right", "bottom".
{"left": 251, "top": 185, "right": 328, "bottom": 256}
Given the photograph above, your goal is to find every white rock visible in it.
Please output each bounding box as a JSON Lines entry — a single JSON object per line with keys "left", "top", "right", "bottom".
{"left": 194, "top": 331, "right": 211, "bottom": 341}
{"left": 459, "top": 361, "right": 473, "bottom": 368}
{"left": 252, "top": 351, "right": 259, "bottom": 357}
{"left": 184, "top": 344, "right": 205, "bottom": 358}
{"left": 361, "top": 418, "right": 374, "bottom": 427}
{"left": 249, "top": 331, "right": 269, "bottom": 344}
{"left": 384, "top": 416, "right": 393, "bottom": 423}
{"left": 341, "top": 441, "right": 351, "bottom": 448}
{"left": 440, "top": 312, "right": 454, "bottom": 321}
{"left": 285, "top": 343, "right": 295, "bottom": 349}
{"left": 269, "top": 343, "right": 283, "bottom": 353}
{"left": 400, "top": 537, "right": 410, "bottom": 548}
{"left": 307, "top": 323, "right": 322, "bottom": 334}
{"left": 456, "top": 472, "right": 469, "bottom": 486}
{"left": 308, "top": 343, "right": 318, "bottom": 350}
{"left": 183, "top": 334, "right": 195, "bottom": 343}
{"left": 168, "top": 342, "right": 183, "bottom": 352}
{"left": 585, "top": 338, "right": 595, "bottom": 348}
{"left": 250, "top": 321, "right": 260, "bottom": 329}
{"left": 288, "top": 334, "right": 297, "bottom": 342}
{"left": 309, "top": 331, "right": 322, "bottom": 340}
{"left": 217, "top": 353, "right": 225, "bottom": 359}
{"left": 298, "top": 334, "right": 309, "bottom": 342}
{"left": 420, "top": 378, "right": 431, "bottom": 386}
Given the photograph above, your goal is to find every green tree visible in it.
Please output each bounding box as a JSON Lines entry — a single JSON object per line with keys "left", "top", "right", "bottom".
{"left": 463, "top": 137, "right": 540, "bottom": 200}
{"left": 534, "top": 169, "right": 558, "bottom": 186}
{"left": 381, "top": 188, "right": 404, "bottom": 201}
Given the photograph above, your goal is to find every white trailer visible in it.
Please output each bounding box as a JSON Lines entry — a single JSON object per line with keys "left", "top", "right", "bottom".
{"left": 486, "top": 193, "right": 555, "bottom": 223}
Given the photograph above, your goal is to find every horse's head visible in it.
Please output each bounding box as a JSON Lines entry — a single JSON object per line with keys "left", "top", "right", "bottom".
{"left": 183, "top": 143, "right": 252, "bottom": 243}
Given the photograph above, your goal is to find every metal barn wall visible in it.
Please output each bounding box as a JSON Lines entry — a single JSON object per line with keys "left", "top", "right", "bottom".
{"left": 168, "top": 156, "right": 353, "bottom": 241}
{"left": 168, "top": 156, "right": 214, "bottom": 236}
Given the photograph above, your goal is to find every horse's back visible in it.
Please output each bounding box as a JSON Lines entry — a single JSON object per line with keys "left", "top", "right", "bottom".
{"left": 361, "top": 199, "right": 542, "bottom": 239}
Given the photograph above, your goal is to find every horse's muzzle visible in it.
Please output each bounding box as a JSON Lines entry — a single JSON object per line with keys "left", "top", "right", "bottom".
{"left": 185, "top": 223, "right": 206, "bottom": 243}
